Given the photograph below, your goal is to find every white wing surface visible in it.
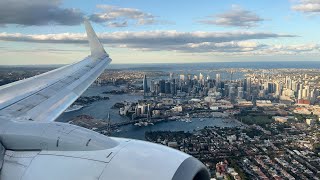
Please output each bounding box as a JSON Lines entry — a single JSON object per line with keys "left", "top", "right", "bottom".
{"left": 0, "top": 20, "right": 111, "bottom": 122}
{"left": 0, "top": 20, "right": 210, "bottom": 180}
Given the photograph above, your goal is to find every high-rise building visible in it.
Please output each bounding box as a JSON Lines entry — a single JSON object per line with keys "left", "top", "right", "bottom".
{"left": 170, "top": 73, "right": 174, "bottom": 79}
{"left": 302, "top": 88, "right": 308, "bottom": 99}
{"left": 199, "top": 73, "right": 204, "bottom": 81}
{"left": 143, "top": 74, "right": 148, "bottom": 95}
{"left": 275, "top": 82, "right": 280, "bottom": 96}
{"left": 245, "top": 78, "right": 251, "bottom": 95}
{"left": 179, "top": 74, "right": 185, "bottom": 81}
{"left": 305, "top": 85, "right": 310, "bottom": 98}
{"left": 298, "top": 89, "right": 302, "bottom": 99}
{"left": 267, "top": 82, "right": 275, "bottom": 94}
{"left": 150, "top": 80, "right": 155, "bottom": 93}
{"left": 292, "top": 80, "right": 298, "bottom": 92}
{"left": 170, "top": 79, "right": 176, "bottom": 95}
{"left": 229, "top": 85, "right": 236, "bottom": 102}
{"left": 243, "top": 78, "right": 252, "bottom": 100}
{"left": 216, "top": 74, "right": 221, "bottom": 83}
{"left": 187, "top": 74, "right": 192, "bottom": 80}
{"left": 310, "top": 89, "right": 317, "bottom": 104}
{"left": 165, "top": 82, "right": 171, "bottom": 94}
{"left": 159, "top": 80, "right": 166, "bottom": 94}
{"left": 286, "top": 77, "right": 292, "bottom": 90}
{"left": 237, "top": 87, "right": 244, "bottom": 99}
{"left": 299, "top": 83, "right": 303, "bottom": 91}
{"left": 224, "top": 84, "right": 229, "bottom": 97}
{"left": 154, "top": 82, "right": 160, "bottom": 95}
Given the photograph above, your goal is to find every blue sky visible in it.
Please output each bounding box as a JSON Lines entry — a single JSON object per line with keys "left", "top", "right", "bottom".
{"left": 0, "top": 0, "right": 320, "bottom": 65}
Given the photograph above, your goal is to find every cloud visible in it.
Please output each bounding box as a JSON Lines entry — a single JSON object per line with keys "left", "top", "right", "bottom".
{"left": 170, "top": 41, "right": 266, "bottom": 54}
{"left": 292, "top": 0, "right": 320, "bottom": 13}
{"left": 0, "top": 31, "right": 294, "bottom": 45}
{"left": 264, "top": 43, "right": 320, "bottom": 54}
{"left": 89, "top": 5, "right": 157, "bottom": 27}
{"left": 107, "top": 21, "right": 128, "bottom": 28}
{"left": 199, "top": 6, "right": 264, "bottom": 28}
{"left": 0, "top": 0, "right": 84, "bottom": 26}
{"left": 0, "top": 31, "right": 297, "bottom": 54}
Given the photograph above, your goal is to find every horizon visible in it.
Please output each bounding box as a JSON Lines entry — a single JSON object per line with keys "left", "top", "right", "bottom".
{"left": 2, "top": 60, "right": 320, "bottom": 69}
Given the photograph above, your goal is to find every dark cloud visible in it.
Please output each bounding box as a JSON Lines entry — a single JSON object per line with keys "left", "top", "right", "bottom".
{"left": 0, "top": 0, "right": 84, "bottom": 26}
{"left": 107, "top": 21, "right": 128, "bottom": 28}
{"left": 89, "top": 5, "right": 157, "bottom": 27}
{"left": 199, "top": 6, "right": 264, "bottom": 28}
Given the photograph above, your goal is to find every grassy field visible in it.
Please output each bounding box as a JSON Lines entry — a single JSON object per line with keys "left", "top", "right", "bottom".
{"left": 238, "top": 115, "right": 274, "bottom": 127}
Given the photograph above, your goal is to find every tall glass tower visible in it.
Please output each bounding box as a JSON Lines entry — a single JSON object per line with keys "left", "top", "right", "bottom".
{"left": 143, "top": 74, "right": 148, "bottom": 95}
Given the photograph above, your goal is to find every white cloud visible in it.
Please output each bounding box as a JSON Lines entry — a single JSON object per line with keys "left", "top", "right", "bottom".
{"left": 89, "top": 5, "right": 157, "bottom": 27}
{"left": 292, "top": 0, "right": 320, "bottom": 14}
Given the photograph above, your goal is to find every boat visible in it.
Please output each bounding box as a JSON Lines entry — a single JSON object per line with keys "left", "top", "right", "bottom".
{"left": 64, "top": 105, "right": 84, "bottom": 112}
{"left": 180, "top": 118, "right": 187, "bottom": 122}
{"left": 134, "top": 121, "right": 154, "bottom": 127}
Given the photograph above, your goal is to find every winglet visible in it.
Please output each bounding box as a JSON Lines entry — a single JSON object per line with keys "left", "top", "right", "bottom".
{"left": 84, "top": 19, "right": 108, "bottom": 58}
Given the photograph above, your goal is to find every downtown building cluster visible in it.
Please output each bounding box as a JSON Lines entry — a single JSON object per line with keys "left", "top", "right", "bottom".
{"left": 143, "top": 71, "right": 320, "bottom": 106}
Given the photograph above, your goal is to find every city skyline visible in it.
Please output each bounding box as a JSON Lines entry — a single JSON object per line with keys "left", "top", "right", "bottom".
{"left": 1, "top": 0, "right": 320, "bottom": 65}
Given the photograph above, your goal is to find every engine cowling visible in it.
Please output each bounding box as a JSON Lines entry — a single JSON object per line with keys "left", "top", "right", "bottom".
{"left": 99, "top": 138, "right": 210, "bottom": 180}
{"left": 0, "top": 120, "right": 210, "bottom": 180}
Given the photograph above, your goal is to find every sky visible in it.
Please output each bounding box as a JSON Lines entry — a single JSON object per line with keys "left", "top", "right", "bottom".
{"left": 0, "top": 0, "right": 320, "bottom": 65}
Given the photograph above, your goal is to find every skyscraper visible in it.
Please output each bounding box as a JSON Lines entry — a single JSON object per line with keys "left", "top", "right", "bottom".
{"left": 267, "top": 82, "right": 275, "bottom": 94}
{"left": 237, "top": 87, "right": 244, "bottom": 99}
{"left": 245, "top": 78, "right": 251, "bottom": 96}
{"left": 298, "top": 89, "right": 302, "bottom": 99}
{"left": 165, "top": 82, "right": 171, "bottom": 94}
{"left": 243, "top": 78, "right": 252, "bottom": 100}
{"left": 199, "top": 73, "right": 204, "bottom": 81}
{"left": 159, "top": 80, "right": 166, "bottom": 94}
{"left": 170, "top": 73, "right": 174, "bottom": 79}
{"left": 143, "top": 74, "right": 148, "bottom": 95}
{"left": 170, "top": 79, "right": 176, "bottom": 95}
{"left": 216, "top": 73, "right": 221, "bottom": 83}
{"left": 150, "top": 80, "right": 155, "bottom": 93}
{"left": 286, "top": 77, "right": 292, "bottom": 90}
{"left": 179, "top": 74, "right": 185, "bottom": 81}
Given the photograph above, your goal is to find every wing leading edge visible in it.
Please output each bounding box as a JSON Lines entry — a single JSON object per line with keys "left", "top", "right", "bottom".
{"left": 0, "top": 20, "right": 111, "bottom": 122}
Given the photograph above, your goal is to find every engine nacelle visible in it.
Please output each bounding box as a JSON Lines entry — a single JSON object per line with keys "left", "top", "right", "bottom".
{"left": 0, "top": 120, "right": 210, "bottom": 180}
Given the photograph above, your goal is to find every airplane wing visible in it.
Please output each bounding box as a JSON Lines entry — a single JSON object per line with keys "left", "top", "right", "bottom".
{"left": 0, "top": 20, "right": 111, "bottom": 122}
{"left": 0, "top": 20, "right": 210, "bottom": 180}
